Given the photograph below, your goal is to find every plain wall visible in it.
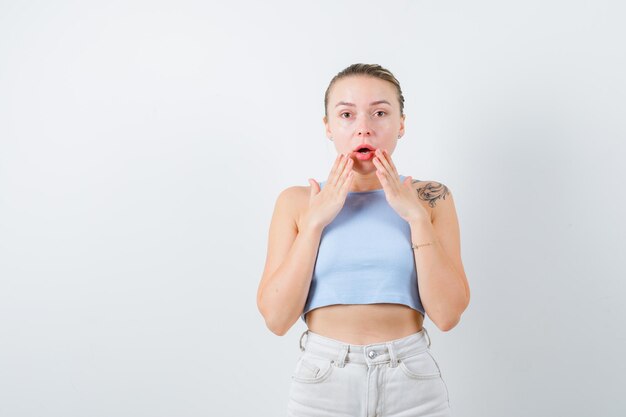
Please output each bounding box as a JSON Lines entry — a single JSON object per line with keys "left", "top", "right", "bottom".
{"left": 1, "top": 0, "right": 625, "bottom": 416}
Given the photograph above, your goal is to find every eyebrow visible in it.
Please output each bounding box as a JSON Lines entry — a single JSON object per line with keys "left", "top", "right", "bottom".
{"left": 335, "top": 100, "right": 392, "bottom": 108}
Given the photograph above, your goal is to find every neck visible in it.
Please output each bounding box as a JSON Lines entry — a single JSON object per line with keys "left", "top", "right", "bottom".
{"left": 349, "top": 171, "right": 383, "bottom": 192}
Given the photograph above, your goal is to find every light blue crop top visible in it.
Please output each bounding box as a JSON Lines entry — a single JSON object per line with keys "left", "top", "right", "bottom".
{"left": 301, "top": 174, "right": 425, "bottom": 323}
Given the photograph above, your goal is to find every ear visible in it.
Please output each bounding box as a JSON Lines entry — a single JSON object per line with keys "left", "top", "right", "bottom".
{"left": 323, "top": 115, "right": 332, "bottom": 139}
{"left": 399, "top": 114, "right": 406, "bottom": 138}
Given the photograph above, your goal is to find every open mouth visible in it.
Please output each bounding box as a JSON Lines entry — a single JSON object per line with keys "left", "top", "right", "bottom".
{"left": 353, "top": 144, "right": 376, "bottom": 154}
{"left": 352, "top": 145, "right": 376, "bottom": 160}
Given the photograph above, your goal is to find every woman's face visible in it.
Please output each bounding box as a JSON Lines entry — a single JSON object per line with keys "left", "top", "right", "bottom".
{"left": 323, "top": 75, "right": 405, "bottom": 172}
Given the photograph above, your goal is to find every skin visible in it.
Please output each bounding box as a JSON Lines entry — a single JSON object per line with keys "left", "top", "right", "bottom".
{"left": 323, "top": 75, "right": 407, "bottom": 193}
{"left": 304, "top": 75, "right": 431, "bottom": 343}
{"left": 257, "top": 75, "right": 470, "bottom": 344}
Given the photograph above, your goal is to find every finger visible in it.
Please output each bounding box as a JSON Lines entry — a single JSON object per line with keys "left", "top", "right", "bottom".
{"left": 374, "top": 151, "right": 401, "bottom": 191}
{"left": 308, "top": 178, "right": 320, "bottom": 195}
{"left": 382, "top": 149, "right": 399, "bottom": 176}
{"left": 329, "top": 153, "right": 344, "bottom": 180}
{"left": 331, "top": 153, "right": 351, "bottom": 187}
{"left": 374, "top": 149, "right": 394, "bottom": 176}
{"left": 339, "top": 166, "right": 354, "bottom": 195}
{"left": 372, "top": 158, "right": 390, "bottom": 188}
{"left": 329, "top": 153, "right": 348, "bottom": 187}
{"left": 336, "top": 156, "right": 353, "bottom": 189}
{"left": 372, "top": 155, "right": 389, "bottom": 178}
{"left": 373, "top": 157, "right": 399, "bottom": 195}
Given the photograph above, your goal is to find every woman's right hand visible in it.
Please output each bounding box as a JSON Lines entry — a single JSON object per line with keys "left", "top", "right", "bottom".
{"left": 304, "top": 153, "right": 354, "bottom": 231}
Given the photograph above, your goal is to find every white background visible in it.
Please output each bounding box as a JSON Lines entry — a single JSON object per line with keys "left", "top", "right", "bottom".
{"left": 1, "top": 1, "right": 625, "bottom": 416}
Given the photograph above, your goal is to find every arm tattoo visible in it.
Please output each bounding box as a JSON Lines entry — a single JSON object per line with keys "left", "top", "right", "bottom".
{"left": 411, "top": 179, "right": 450, "bottom": 208}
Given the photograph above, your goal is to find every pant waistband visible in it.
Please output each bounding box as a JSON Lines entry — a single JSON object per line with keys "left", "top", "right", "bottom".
{"left": 298, "top": 327, "right": 432, "bottom": 368}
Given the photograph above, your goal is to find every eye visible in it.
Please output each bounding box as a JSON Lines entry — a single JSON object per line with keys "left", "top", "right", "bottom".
{"left": 340, "top": 112, "right": 351, "bottom": 118}
{"left": 375, "top": 111, "right": 386, "bottom": 117}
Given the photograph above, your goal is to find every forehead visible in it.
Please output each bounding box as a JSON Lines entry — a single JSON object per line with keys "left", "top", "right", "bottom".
{"left": 329, "top": 76, "right": 396, "bottom": 105}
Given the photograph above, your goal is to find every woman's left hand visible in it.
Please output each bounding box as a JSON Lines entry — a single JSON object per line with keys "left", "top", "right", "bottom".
{"left": 372, "top": 148, "right": 430, "bottom": 224}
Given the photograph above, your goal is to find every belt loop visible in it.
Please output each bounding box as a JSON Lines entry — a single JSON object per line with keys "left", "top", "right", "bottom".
{"left": 335, "top": 344, "right": 349, "bottom": 368}
{"left": 422, "top": 326, "right": 431, "bottom": 348}
{"left": 299, "top": 329, "right": 309, "bottom": 352}
{"left": 386, "top": 342, "right": 398, "bottom": 367}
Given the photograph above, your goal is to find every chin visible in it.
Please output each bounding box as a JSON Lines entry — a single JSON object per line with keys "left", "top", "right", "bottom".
{"left": 352, "top": 164, "right": 376, "bottom": 174}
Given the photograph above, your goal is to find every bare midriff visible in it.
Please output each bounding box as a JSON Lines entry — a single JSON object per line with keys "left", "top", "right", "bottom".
{"left": 304, "top": 303, "right": 424, "bottom": 345}
{"left": 295, "top": 185, "right": 429, "bottom": 346}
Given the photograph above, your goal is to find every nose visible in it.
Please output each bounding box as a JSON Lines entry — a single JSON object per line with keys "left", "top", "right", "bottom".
{"left": 356, "top": 118, "right": 372, "bottom": 136}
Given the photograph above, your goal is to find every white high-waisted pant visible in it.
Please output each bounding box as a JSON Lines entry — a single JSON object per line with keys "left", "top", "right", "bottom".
{"left": 287, "top": 327, "right": 453, "bottom": 417}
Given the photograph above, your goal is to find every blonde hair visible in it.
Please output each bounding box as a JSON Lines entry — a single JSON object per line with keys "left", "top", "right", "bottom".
{"left": 324, "top": 63, "right": 405, "bottom": 119}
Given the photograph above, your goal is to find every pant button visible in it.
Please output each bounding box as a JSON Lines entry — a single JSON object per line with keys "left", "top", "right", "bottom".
{"left": 368, "top": 350, "right": 377, "bottom": 358}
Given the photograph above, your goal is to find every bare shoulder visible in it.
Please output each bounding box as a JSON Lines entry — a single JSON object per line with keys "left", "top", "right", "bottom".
{"left": 408, "top": 178, "right": 451, "bottom": 221}
{"left": 410, "top": 178, "right": 469, "bottom": 303}
{"left": 259, "top": 185, "right": 306, "bottom": 288}
{"left": 275, "top": 185, "right": 304, "bottom": 218}
{"left": 269, "top": 184, "right": 310, "bottom": 229}
{"left": 290, "top": 185, "right": 313, "bottom": 231}
{"left": 409, "top": 178, "right": 451, "bottom": 208}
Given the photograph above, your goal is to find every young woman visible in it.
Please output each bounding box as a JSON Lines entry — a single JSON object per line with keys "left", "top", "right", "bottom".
{"left": 257, "top": 63, "right": 470, "bottom": 417}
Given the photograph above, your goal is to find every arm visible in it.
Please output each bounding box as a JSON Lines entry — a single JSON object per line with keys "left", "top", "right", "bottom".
{"left": 409, "top": 182, "right": 470, "bottom": 332}
{"left": 256, "top": 187, "right": 322, "bottom": 336}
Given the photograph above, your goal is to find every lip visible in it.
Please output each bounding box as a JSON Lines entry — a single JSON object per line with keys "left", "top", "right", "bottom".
{"left": 354, "top": 151, "right": 375, "bottom": 161}
{"left": 351, "top": 144, "right": 377, "bottom": 161}
{"left": 352, "top": 144, "right": 377, "bottom": 152}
